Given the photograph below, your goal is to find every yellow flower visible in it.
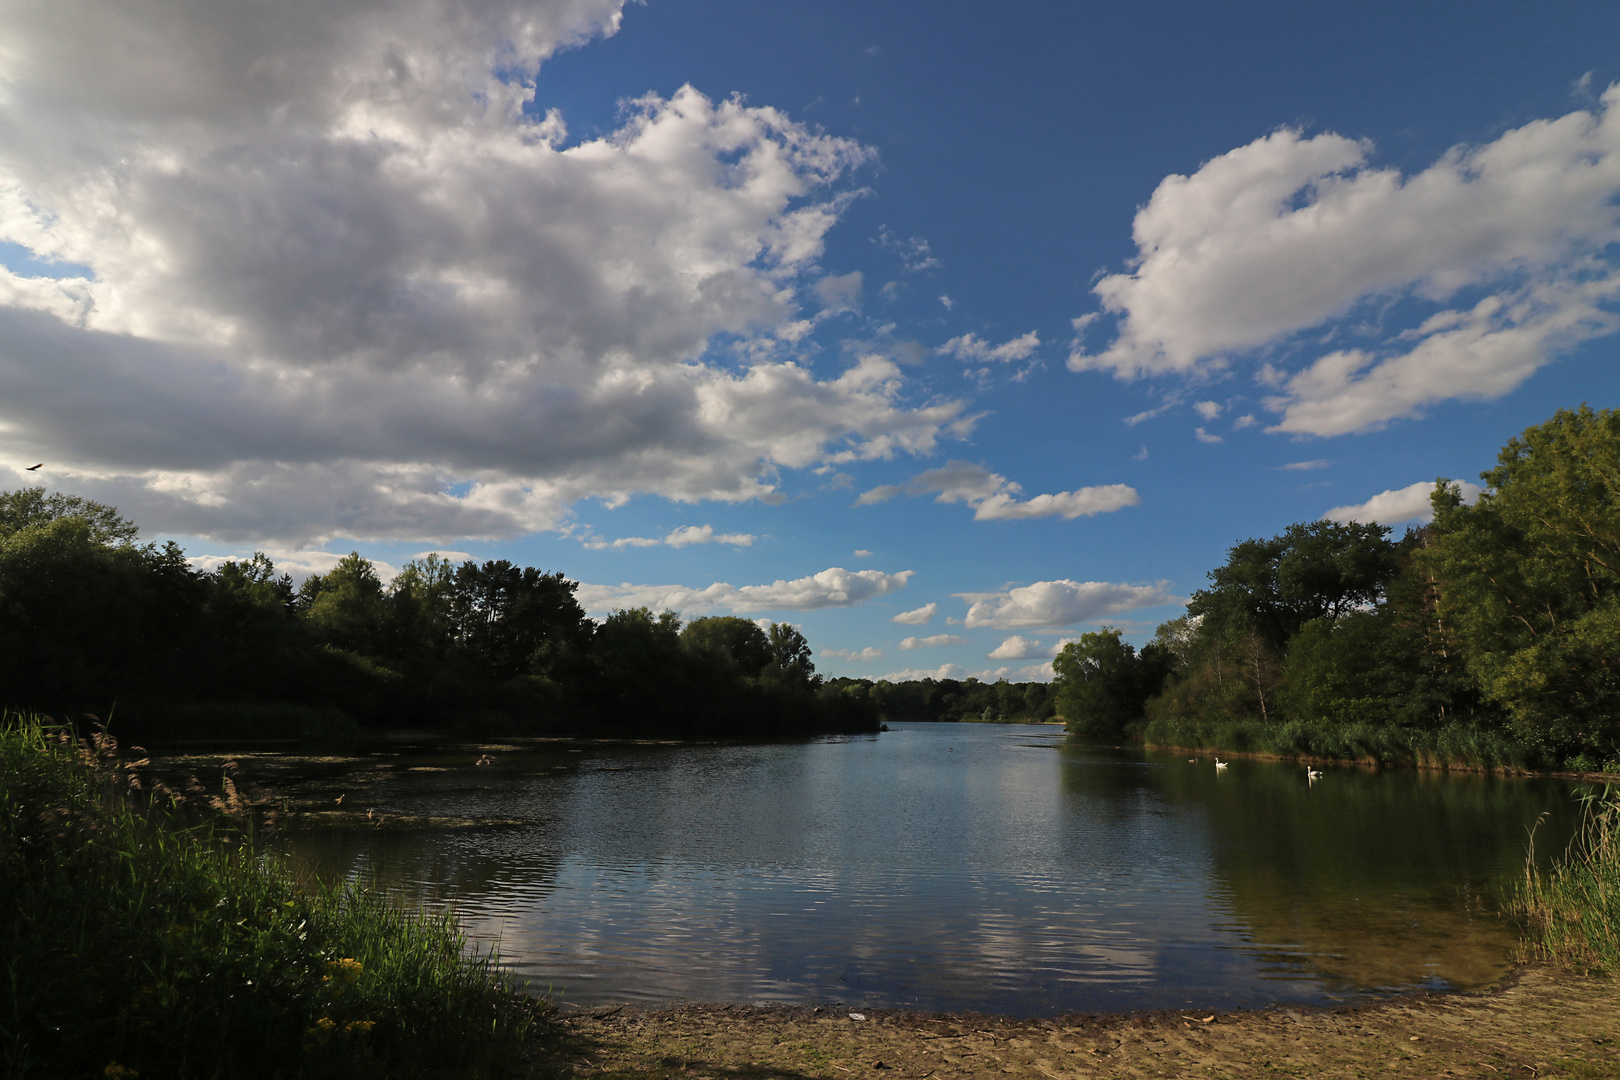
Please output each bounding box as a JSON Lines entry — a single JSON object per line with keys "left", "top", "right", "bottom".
{"left": 344, "top": 1020, "right": 376, "bottom": 1033}
{"left": 104, "top": 1064, "right": 139, "bottom": 1079}
{"left": 325, "top": 957, "right": 364, "bottom": 988}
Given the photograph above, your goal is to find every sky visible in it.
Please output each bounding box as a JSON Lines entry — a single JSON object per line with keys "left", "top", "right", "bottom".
{"left": 2, "top": 0, "right": 1619, "bottom": 683}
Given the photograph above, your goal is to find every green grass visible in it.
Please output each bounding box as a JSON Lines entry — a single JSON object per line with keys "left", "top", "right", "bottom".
{"left": 1140, "top": 715, "right": 1527, "bottom": 771}
{"left": 1516, "top": 787, "right": 1620, "bottom": 974}
{"left": 0, "top": 715, "right": 546, "bottom": 1079}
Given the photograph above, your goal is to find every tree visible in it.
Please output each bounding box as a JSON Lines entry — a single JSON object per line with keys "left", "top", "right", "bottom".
{"left": 0, "top": 488, "right": 139, "bottom": 546}
{"left": 766, "top": 623, "right": 818, "bottom": 689}
{"left": 446, "top": 560, "right": 588, "bottom": 679}
{"left": 681, "top": 617, "right": 774, "bottom": 677}
{"left": 1420, "top": 406, "right": 1620, "bottom": 761}
{"left": 1189, "top": 520, "right": 1399, "bottom": 649}
{"left": 214, "top": 553, "right": 294, "bottom": 611}
{"left": 300, "top": 553, "right": 388, "bottom": 656}
{"left": 1053, "top": 629, "right": 1148, "bottom": 739}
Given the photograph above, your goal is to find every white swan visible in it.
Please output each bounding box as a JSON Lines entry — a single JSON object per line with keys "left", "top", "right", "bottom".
{"left": 1214, "top": 758, "right": 1228, "bottom": 770}
{"left": 1307, "top": 767, "right": 1323, "bottom": 781}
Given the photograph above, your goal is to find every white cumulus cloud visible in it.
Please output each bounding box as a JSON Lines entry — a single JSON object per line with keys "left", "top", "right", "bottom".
{"left": 584, "top": 523, "right": 756, "bottom": 550}
{"left": 576, "top": 566, "right": 913, "bottom": 616}
{"left": 987, "top": 635, "right": 1046, "bottom": 660}
{"left": 937, "top": 331, "right": 1041, "bottom": 364}
{"left": 898, "top": 634, "right": 965, "bottom": 650}
{"left": 892, "top": 602, "right": 937, "bottom": 625}
{"left": 821, "top": 646, "right": 884, "bottom": 662}
{"left": 958, "top": 579, "right": 1176, "bottom": 630}
{"left": 856, "top": 461, "right": 1139, "bottom": 522}
{"left": 0, "top": 0, "right": 971, "bottom": 546}
{"left": 1071, "top": 86, "right": 1620, "bottom": 436}
{"left": 1323, "top": 479, "right": 1482, "bottom": 526}
{"left": 875, "top": 663, "right": 966, "bottom": 683}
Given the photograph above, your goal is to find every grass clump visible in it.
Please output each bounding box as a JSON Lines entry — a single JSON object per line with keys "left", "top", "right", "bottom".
{"left": 1516, "top": 787, "right": 1620, "bottom": 974}
{"left": 0, "top": 715, "right": 545, "bottom": 1079}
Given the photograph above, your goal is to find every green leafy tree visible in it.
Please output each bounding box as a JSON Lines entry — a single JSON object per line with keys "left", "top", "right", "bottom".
{"left": 1053, "top": 628, "right": 1148, "bottom": 739}
{"left": 1420, "top": 405, "right": 1620, "bottom": 762}
{"left": 1189, "top": 520, "right": 1399, "bottom": 649}
{"left": 0, "top": 488, "right": 139, "bottom": 546}
{"left": 300, "top": 553, "right": 388, "bottom": 656}
{"left": 766, "top": 623, "right": 819, "bottom": 689}
{"left": 214, "top": 553, "right": 294, "bottom": 611}
{"left": 446, "top": 560, "right": 588, "bottom": 679}
{"left": 681, "top": 616, "right": 774, "bottom": 677}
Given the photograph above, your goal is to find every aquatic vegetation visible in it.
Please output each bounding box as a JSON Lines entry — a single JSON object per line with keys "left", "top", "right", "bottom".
{"left": 1141, "top": 714, "right": 1527, "bottom": 771}
{"left": 1517, "top": 786, "right": 1620, "bottom": 973}
{"left": 0, "top": 715, "right": 544, "bottom": 1079}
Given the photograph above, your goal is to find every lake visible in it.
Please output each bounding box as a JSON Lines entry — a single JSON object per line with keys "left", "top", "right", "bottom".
{"left": 204, "top": 721, "right": 1586, "bottom": 1017}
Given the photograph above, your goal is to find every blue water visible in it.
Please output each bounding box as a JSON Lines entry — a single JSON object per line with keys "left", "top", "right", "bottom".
{"left": 253, "top": 722, "right": 1585, "bottom": 1016}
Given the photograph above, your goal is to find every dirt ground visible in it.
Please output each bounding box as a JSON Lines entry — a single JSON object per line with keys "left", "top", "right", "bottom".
{"left": 539, "top": 967, "right": 1620, "bottom": 1080}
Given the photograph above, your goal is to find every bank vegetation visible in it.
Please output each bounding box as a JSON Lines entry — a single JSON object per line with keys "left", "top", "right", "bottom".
{"left": 1047, "top": 405, "right": 1620, "bottom": 774}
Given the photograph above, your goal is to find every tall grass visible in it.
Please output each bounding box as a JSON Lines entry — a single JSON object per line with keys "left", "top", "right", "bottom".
{"left": 0, "top": 715, "right": 545, "bottom": 1079}
{"left": 1516, "top": 787, "right": 1620, "bottom": 973}
{"left": 1141, "top": 714, "right": 1527, "bottom": 771}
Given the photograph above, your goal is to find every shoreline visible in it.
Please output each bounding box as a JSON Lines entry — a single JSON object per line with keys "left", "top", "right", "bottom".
{"left": 1143, "top": 740, "right": 1620, "bottom": 783}
{"left": 544, "top": 965, "right": 1620, "bottom": 1078}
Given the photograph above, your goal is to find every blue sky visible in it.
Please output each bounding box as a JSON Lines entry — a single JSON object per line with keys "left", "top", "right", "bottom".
{"left": 3, "top": 0, "right": 1619, "bottom": 681}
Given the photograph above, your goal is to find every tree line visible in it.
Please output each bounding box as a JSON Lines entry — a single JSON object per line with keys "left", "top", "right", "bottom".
{"left": 0, "top": 492, "right": 874, "bottom": 741}
{"left": 822, "top": 675, "right": 1059, "bottom": 725}
{"left": 1049, "top": 405, "right": 1620, "bottom": 772}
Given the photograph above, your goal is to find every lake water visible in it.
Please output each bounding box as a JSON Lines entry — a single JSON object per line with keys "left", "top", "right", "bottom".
{"left": 221, "top": 721, "right": 1586, "bottom": 1017}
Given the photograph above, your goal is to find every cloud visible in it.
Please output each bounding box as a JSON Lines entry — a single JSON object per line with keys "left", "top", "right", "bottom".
{"left": 0, "top": 2, "right": 972, "bottom": 546}
{"left": 856, "top": 461, "right": 1139, "bottom": 521}
{"left": 898, "top": 634, "right": 965, "bottom": 650}
{"left": 853, "top": 548, "right": 873, "bottom": 558}
{"left": 958, "top": 579, "right": 1176, "bottom": 630}
{"left": 1194, "top": 427, "right": 1223, "bottom": 444}
{"left": 815, "top": 271, "right": 863, "bottom": 314}
{"left": 1323, "top": 479, "right": 1482, "bottom": 526}
{"left": 988, "top": 635, "right": 1045, "bottom": 660}
{"left": 875, "top": 228, "right": 941, "bottom": 272}
{"left": 875, "top": 663, "right": 966, "bottom": 682}
{"left": 822, "top": 646, "right": 883, "bottom": 662}
{"left": 584, "top": 523, "right": 756, "bottom": 550}
{"left": 892, "top": 602, "right": 937, "bottom": 625}
{"left": 187, "top": 546, "right": 399, "bottom": 585}
{"left": 1194, "top": 400, "right": 1223, "bottom": 421}
{"left": 576, "top": 566, "right": 913, "bottom": 616}
{"left": 1071, "top": 86, "right": 1620, "bottom": 435}
{"left": 665, "top": 524, "right": 755, "bottom": 548}
{"left": 937, "top": 331, "right": 1040, "bottom": 364}
{"left": 1279, "top": 459, "right": 1331, "bottom": 471}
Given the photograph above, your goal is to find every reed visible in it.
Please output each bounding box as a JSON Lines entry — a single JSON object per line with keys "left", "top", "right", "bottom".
{"left": 0, "top": 715, "right": 545, "bottom": 1079}
{"left": 1140, "top": 715, "right": 1526, "bottom": 771}
{"left": 1515, "top": 787, "right": 1620, "bottom": 974}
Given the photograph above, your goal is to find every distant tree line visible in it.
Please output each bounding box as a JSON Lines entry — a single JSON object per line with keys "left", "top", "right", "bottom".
{"left": 1047, "top": 405, "right": 1620, "bottom": 772}
{"left": 821, "top": 675, "right": 1059, "bottom": 725}
{"left": 0, "top": 492, "right": 874, "bottom": 742}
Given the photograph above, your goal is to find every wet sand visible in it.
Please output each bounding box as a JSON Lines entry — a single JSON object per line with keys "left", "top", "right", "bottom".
{"left": 542, "top": 967, "right": 1618, "bottom": 1079}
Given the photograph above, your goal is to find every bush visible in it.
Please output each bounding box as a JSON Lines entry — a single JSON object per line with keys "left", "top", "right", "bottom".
{"left": 0, "top": 716, "right": 544, "bottom": 1079}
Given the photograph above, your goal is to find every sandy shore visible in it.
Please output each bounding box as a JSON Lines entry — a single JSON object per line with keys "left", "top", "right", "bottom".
{"left": 541, "top": 967, "right": 1618, "bottom": 1079}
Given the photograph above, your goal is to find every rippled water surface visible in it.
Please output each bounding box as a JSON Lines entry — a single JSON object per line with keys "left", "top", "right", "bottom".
{"left": 221, "top": 722, "right": 1586, "bottom": 1015}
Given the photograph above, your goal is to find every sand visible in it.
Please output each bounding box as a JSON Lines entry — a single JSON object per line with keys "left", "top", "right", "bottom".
{"left": 540, "top": 967, "right": 1619, "bottom": 1079}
